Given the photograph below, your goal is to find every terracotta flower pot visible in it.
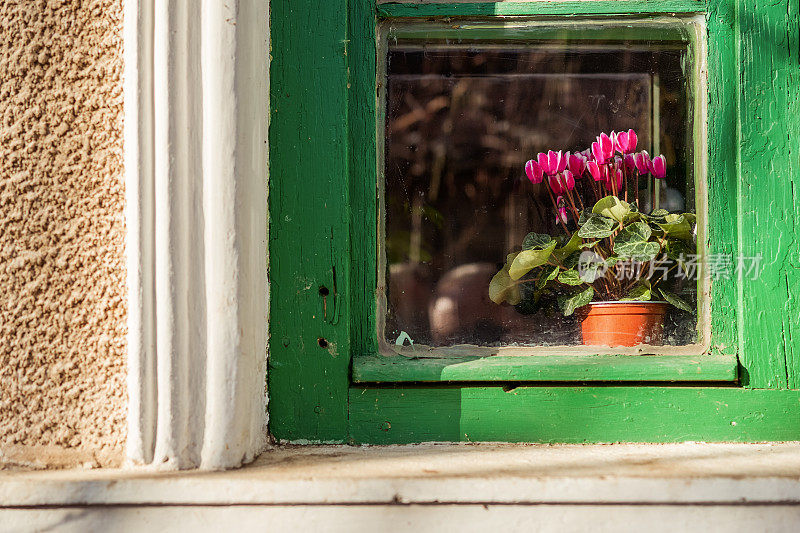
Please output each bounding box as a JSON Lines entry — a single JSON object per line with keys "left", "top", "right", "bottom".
{"left": 579, "top": 301, "right": 668, "bottom": 347}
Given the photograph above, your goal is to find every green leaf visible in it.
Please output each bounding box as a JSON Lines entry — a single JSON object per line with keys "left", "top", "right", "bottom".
{"left": 509, "top": 240, "right": 557, "bottom": 280}
{"left": 617, "top": 221, "right": 652, "bottom": 243}
{"left": 515, "top": 282, "right": 544, "bottom": 314}
{"left": 663, "top": 238, "right": 694, "bottom": 262}
{"left": 489, "top": 253, "right": 521, "bottom": 305}
{"left": 577, "top": 214, "right": 616, "bottom": 239}
{"left": 523, "top": 232, "right": 555, "bottom": 251}
{"left": 553, "top": 232, "right": 582, "bottom": 262}
{"left": 621, "top": 280, "right": 652, "bottom": 301}
{"left": 614, "top": 222, "right": 659, "bottom": 260}
{"left": 537, "top": 266, "right": 560, "bottom": 289}
{"left": 577, "top": 209, "right": 591, "bottom": 225}
{"left": 592, "top": 195, "right": 631, "bottom": 222}
{"left": 624, "top": 212, "right": 644, "bottom": 223}
{"left": 658, "top": 214, "right": 694, "bottom": 242}
{"left": 614, "top": 240, "right": 661, "bottom": 261}
{"left": 658, "top": 288, "right": 694, "bottom": 313}
{"left": 623, "top": 202, "right": 643, "bottom": 223}
{"left": 561, "top": 250, "right": 582, "bottom": 269}
{"left": 557, "top": 269, "right": 584, "bottom": 286}
{"left": 577, "top": 251, "right": 608, "bottom": 283}
{"left": 558, "top": 286, "right": 594, "bottom": 316}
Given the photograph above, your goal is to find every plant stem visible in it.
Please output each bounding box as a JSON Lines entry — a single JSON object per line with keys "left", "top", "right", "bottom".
{"left": 564, "top": 188, "right": 581, "bottom": 221}
{"left": 650, "top": 262, "right": 679, "bottom": 288}
{"left": 651, "top": 176, "right": 657, "bottom": 211}
{"left": 575, "top": 186, "right": 585, "bottom": 211}
{"left": 623, "top": 164, "right": 628, "bottom": 203}
{"left": 610, "top": 163, "right": 617, "bottom": 197}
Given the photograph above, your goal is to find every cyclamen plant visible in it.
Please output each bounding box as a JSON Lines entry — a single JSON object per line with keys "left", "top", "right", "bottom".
{"left": 490, "top": 129, "right": 696, "bottom": 317}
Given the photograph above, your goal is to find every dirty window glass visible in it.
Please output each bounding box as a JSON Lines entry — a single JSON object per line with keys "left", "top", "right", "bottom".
{"left": 381, "top": 22, "right": 704, "bottom": 351}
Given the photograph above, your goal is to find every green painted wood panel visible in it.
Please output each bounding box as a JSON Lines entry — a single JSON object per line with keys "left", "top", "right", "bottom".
{"left": 268, "top": 0, "right": 352, "bottom": 442}
{"left": 350, "top": 0, "right": 380, "bottom": 359}
{"left": 353, "top": 354, "right": 737, "bottom": 382}
{"left": 737, "top": 1, "right": 800, "bottom": 388}
{"left": 349, "top": 386, "right": 800, "bottom": 443}
{"left": 706, "top": 1, "right": 738, "bottom": 359}
{"left": 377, "top": 1, "right": 707, "bottom": 18}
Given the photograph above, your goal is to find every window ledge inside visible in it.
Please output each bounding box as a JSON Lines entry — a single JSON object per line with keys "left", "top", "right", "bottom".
{"left": 353, "top": 353, "right": 738, "bottom": 383}
{"left": 2, "top": 442, "right": 800, "bottom": 507}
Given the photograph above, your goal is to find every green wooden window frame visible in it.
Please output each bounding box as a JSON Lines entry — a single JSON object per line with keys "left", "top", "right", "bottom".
{"left": 369, "top": 15, "right": 721, "bottom": 379}
{"left": 269, "top": 0, "right": 800, "bottom": 444}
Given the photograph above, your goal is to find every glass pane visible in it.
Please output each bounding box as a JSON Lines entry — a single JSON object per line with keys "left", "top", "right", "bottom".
{"left": 382, "top": 25, "right": 701, "bottom": 350}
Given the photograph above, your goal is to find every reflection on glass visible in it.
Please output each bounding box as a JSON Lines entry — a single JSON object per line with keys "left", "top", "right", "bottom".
{"left": 383, "top": 35, "right": 697, "bottom": 348}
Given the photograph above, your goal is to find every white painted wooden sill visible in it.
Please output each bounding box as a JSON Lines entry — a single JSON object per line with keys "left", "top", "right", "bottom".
{"left": 2, "top": 443, "right": 800, "bottom": 507}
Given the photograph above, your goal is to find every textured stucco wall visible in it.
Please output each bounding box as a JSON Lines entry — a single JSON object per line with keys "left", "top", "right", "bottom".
{"left": 0, "top": 0, "right": 125, "bottom": 466}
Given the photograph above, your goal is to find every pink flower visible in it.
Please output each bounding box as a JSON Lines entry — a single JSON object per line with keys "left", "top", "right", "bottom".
{"left": 556, "top": 151, "right": 568, "bottom": 173}
{"left": 567, "top": 152, "right": 587, "bottom": 178}
{"left": 562, "top": 170, "right": 575, "bottom": 191}
{"left": 604, "top": 168, "right": 623, "bottom": 191}
{"left": 624, "top": 153, "right": 636, "bottom": 172}
{"left": 591, "top": 141, "right": 606, "bottom": 165}
{"left": 538, "top": 150, "right": 565, "bottom": 175}
{"left": 597, "top": 132, "right": 615, "bottom": 160}
{"left": 615, "top": 129, "right": 638, "bottom": 154}
{"left": 650, "top": 154, "right": 667, "bottom": 179}
{"left": 548, "top": 174, "right": 564, "bottom": 195}
{"left": 525, "top": 159, "right": 543, "bottom": 184}
{"left": 634, "top": 150, "right": 651, "bottom": 175}
{"left": 537, "top": 152, "right": 549, "bottom": 173}
{"left": 548, "top": 171, "right": 574, "bottom": 195}
{"left": 587, "top": 160, "right": 603, "bottom": 181}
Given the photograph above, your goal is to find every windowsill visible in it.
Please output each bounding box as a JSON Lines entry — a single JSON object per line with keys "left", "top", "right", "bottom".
{"left": 2, "top": 442, "right": 800, "bottom": 506}
{"left": 353, "top": 353, "right": 738, "bottom": 383}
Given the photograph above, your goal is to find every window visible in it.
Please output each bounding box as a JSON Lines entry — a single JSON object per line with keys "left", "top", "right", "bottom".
{"left": 379, "top": 18, "right": 707, "bottom": 353}
{"left": 268, "top": 0, "right": 800, "bottom": 445}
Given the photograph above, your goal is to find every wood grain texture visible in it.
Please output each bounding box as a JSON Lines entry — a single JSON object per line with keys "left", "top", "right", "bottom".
{"left": 350, "top": 0, "right": 380, "bottom": 359}
{"left": 705, "top": 1, "right": 738, "bottom": 359}
{"left": 353, "top": 354, "right": 738, "bottom": 382}
{"left": 737, "top": 1, "right": 800, "bottom": 388}
{"left": 268, "top": 0, "right": 352, "bottom": 441}
{"left": 788, "top": 0, "right": 800, "bottom": 389}
{"left": 377, "top": 1, "right": 707, "bottom": 17}
{"left": 349, "top": 386, "right": 800, "bottom": 443}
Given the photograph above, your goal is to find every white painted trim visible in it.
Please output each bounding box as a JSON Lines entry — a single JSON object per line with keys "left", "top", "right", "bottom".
{"left": 123, "top": 0, "right": 157, "bottom": 466}
{"left": 123, "top": 0, "right": 269, "bottom": 470}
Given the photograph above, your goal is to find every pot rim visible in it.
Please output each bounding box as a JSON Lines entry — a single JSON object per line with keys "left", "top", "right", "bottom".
{"left": 587, "top": 300, "right": 668, "bottom": 306}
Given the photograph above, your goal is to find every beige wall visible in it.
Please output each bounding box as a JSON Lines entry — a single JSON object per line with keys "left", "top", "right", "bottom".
{"left": 0, "top": 0, "right": 125, "bottom": 467}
